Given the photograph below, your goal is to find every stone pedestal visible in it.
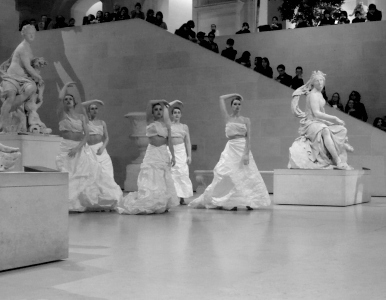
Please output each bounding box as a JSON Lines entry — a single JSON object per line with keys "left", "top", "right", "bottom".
{"left": 0, "top": 134, "right": 62, "bottom": 171}
{"left": 274, "top": 169, "right": 371, "bottom": 206}
{"left": 124, "top": 112, "right": 149, "bottom": 192}
{"left": 0, "top": 171, "right": 69, "bottom": 271}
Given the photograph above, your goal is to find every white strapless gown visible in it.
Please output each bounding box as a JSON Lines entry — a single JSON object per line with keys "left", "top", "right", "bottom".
{"left": 189, "top": 138, "right": 270, "bottom": 209}
{"left": 56, "top": 139, "right": 122, "bottom": 212}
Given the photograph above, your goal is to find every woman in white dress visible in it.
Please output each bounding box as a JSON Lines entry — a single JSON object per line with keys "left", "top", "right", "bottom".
{"left": 116, "top": 100, "right": 179, "bottom": 214}
{"left": 169, "top": 103, "right": 193, "bottom": 205}
{"left": 55, "top": 82, "right": 122, "bottom": 212}
{"left": 82, "top": 100, "right": 114, "bottom": 178}
{"left": 189, "top": 94, "right": 270, "bottom": 211}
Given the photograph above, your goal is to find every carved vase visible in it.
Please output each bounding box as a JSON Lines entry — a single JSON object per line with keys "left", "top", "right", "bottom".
{"left": 124, "top": 112, "right": 149, "bottom": 191}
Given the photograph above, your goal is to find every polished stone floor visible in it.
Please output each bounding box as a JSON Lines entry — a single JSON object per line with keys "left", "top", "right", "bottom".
{"left": 2, "top": 196, "right": 386, "bottom": 300}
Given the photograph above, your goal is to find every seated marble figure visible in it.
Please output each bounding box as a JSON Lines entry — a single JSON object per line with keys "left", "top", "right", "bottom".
{"left": 288, "top": 71, "right": 353, "bottom": 170}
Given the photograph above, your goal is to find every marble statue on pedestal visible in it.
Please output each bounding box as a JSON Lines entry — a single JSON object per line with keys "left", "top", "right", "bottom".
{"left": 0, "top": 143, "right": 21, "bottom": 171}
{"left": 0, "top": 25, "right": 44, "bottom": 133}
{"left": 289, "top": 71, "right": 354, "bottom": 170}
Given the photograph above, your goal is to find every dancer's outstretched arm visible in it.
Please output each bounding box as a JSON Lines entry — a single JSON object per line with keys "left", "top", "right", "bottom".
{"left": 184, "top": 124, "right": 192, "bottom": 165}
{"left": 58, "top": 82, "right": 75, "bottom": 119}
{"left": 68, "top": 114, "right": 89, "bottom": 158}
{"left": 243, "top": 117, "right": 251, "bottom": 165}
{"left": 219, "top": 93, "right": 243, "bottom": 123}
{"left": 97, "top": 121, "right": 109, "bottom": 155}
{"left": 163, "top": 105, "right": 176, "bottom": 166}
{"left": 309, "top": 93, "right": 344, "bottom": 125}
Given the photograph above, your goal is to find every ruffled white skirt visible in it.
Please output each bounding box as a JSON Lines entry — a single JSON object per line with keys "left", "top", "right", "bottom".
{"left": 89, "top": 142, "right": 114, "bottom": 178}
{"left": 169, "top": 143, "right": 193, "bottom": 198}
{"left": 56, "top": 139, "right": 122, "bottom": 212}
{"left": 189, "top": 138, "right": 270, "bottom": 209}
{"left": 116, "top": 144, "right": 179, "bottom": 214}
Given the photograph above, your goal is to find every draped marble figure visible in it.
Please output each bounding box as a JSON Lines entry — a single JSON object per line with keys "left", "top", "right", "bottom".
{"left": 289, "top": 71, "right": 353, "bottom": 170}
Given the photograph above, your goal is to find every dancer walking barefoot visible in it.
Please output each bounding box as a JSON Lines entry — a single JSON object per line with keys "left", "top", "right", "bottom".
{"left": 82, "top": 100, "right": 115, "bottom": 178}
{"left": 55, "top": 82, "right": 122, "bottom": 212}
{"left": 169, "top": 101, "right": 193, "bottom": 205}
{"left": 116, "top": 100, "right": 179, "bottom": 214}
{"left": 189, "top": 94, "right": 270, "bottom": 211}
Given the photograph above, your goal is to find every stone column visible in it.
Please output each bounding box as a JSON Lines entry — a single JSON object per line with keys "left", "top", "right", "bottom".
{"left": 124, "top": 112, "right": 149, "bottom": 191}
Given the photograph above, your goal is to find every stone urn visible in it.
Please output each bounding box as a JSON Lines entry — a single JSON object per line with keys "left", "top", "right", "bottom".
{"left": 124, "top": 112, "right": 149, "bottom": 191}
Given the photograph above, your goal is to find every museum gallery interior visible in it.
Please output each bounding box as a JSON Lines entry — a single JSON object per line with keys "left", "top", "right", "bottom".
{"left": 1, "top": 0, "right": 386, "bottom": 299}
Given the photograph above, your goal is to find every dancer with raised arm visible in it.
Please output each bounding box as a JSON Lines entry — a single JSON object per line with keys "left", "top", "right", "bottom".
{"left": 55, "top": 82, "right": 122, "bottom": 212}
{"left": 189, "top": 94, "right": 270, "bottom": 211}
{"left": 169, "top": 101, "right": 193, "bottom": 205}
{"left": 289, "top": 71, "right": 354, "bottom": 170}
{"left": 82, "top": 100, "right": 114, "bottom": 178}
{"left": 116, "top": 100, "right": 179, "bottom": 214}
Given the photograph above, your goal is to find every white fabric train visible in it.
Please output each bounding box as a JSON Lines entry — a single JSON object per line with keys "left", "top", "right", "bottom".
{"left": 116, "top": 144, "right": 179, "bottom": 214}
{"left": 56, "top": 139, "right": 122, "bottom": 212}
{"left": 189, "top": 138, "right": 270, "bottom": 209}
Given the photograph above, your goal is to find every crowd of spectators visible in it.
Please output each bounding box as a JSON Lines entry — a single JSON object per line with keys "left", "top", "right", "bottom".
{"left": 19, "top": 2, "right": 167, "bottom": 31}
{"left": 293, "top": 3, "right": 382, "bottom": 29}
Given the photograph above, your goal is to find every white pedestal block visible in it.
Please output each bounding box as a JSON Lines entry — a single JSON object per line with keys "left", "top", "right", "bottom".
{"left": 194, "top": 170, "right": 273, "bottom": 193}
{"left": 0, "top": 134, "right": 62, "bottom": 171}
{"left": 274, "top": 169, "right": 371, "bottom": 206}
{"left": 124, "top": 164, "right": 141, "bottom": 192}
{"left": 0, "top": 171, "right": 69, "bottom": 271}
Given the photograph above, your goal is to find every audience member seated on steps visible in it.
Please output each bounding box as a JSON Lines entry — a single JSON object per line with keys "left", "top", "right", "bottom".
{"left": 146, "top": 9, "right": 155, "bottom": 24}
{"left": 319, "top": 10, "right": 336, "bottom": 26}
{"left": 260, "top": 57, "right": 273, "bottom": 78}
{"left": 175, "top": 23, "right": 190, "bottom": 40}
{"left": 197, "top": 32, "right": 211, "bottom": 50}
{"left": 235, "top": 51, "right": 251, "bottom": 68}
{"left": 30, "top": 19, "right": 38, "bottom": 31}
{"left": 373, "top": 117, "right": 386, "bottom": 131}
{"left": 38, "top": 22, "right": 45, "bottom": 31}
{"left": 328, "top": 92, "right": 344, "bottom": 112}
{"left": 208, "top": 24, "right": 219, "bottom": 36}
{"left": 338, "top": 11, "right": 350, "bottom": 24}
{"left": 275, "top": 64, "right": 292, "bottom": 87}
{"left": 92, "top": 11, "right": 103, "bottom": 23}
{"left": 155, "top": 12, "right": 167, "bottom": 30}
{"left": 68, "top": 18, "right": 75, "bottom": 27}
{"left": 236, "top": 22, "right": 251, "bottom": 34}
{"left": 352, "top": 11, "right": 366, "bottom": 23}
{"left": 270, "top": 16, "right": 282, "bottom": 30}
{"left": 253, "top": 57, "right": 263, "bottom": 73}
{"left": 221, "top": 38, "right": 237, "bottom": 61}
{"left": 103, "top": 12, "right": 112, "bottom": 22}
{"left": 295, "top": 14, "right": 309, "bottom": 28}
{"left": 119, "top": 7, "right": 130, "bottom": 20}
{"left": 53, "top": 15, "right": 68, "bottom": 28}
{"left": 207, "top": 32, "right": 219, "bottom": 53}
{"left": 84, "top": 14, "right": 95, "bottom": 25}
{"left": 111, "top": 3, "right": 121, "bottom": 21}
{"left": 345, "top": 91, "right": 368, "bottom": 122}
{"left": 186, "top": 20, "right": 197, "bottom": 42}
{"left": 131, "top": 2, "right": 145, "bottom": 19}
{"left": 41, "top": 15, "right": 53, "bottom": 30}
{"left": 291, "top": 66, "right": 304, "bottom": 90}
{"left": 367, "top": 4, "right": 382, "bottom": 21}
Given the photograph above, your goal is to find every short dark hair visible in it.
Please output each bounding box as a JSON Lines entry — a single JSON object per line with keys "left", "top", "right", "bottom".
{"left": 296, "top": 66, "right": 303, "bottom": 71}
{"left": 369, "top": 4, "right": 376, "bottom": 10}
{"left": 277, "top": 64, "right": 285, "bottom": 70}
{"left": 272, "top": 16, "right": 278, "bottom": 21}
{"left": 231, "top": 97, "right": 242, "bottom": 106}
{"left": 242, "top": 22, "right": 249, "bottom": 28}
{"left": 226, "top": 38, "right": 234, "bottom": 46}
{"left": 262, "top": 57, "right": 270, "bottom": 66}
{"left": 135, "top": 2, "right": 141, "bottom": 8}
{"left": 156, "top": 11, "right": 163, "bottom": 19}
{"left": 197, "top": 31, "right": 205, "bottom": 38}
{"left": 187, "top": 20, "right": 195, "bottom": 28}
